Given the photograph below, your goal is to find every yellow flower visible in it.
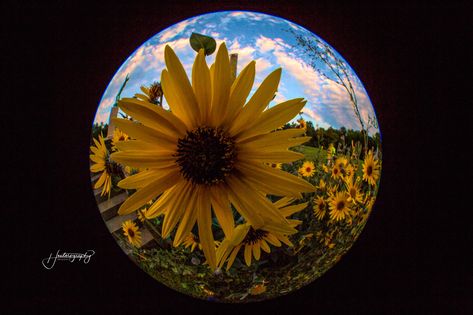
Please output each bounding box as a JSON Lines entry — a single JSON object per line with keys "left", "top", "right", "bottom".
{"left": 327, "top": 143, "right": 336, "bottom": 159}
{"left": 111, "top": 128, "right": 129, "bottom": 151}
{"left": 329, "top": 191, "right": 352, "bottom": 222}
{"left": 317, "top": 179, "right": 327, "bottom": 190}
{"left": 345, "top": 175, "right": 363, "bottom": 204}
{"left": 322, "top": 164, "right": 329, "bottom": 173}
{"left": 331, "top": 165, "right": 342, "bottom": 180}
{"left": 362, "top": 150, "right": 380, "bottom": 186}
{"left": 135, "top": 81, "right": 163, "bottom": 105}
{"left": 335, "top": 156, "right": 348, "bottom": 170}
{"left": 217, "top": 198, "right": 307, "bottom": 270}
{"left": 90, "top": 134, "right": 112, "bottom": 198}
{"left": 182, "top": 232, "right": 202, "bottom": 252}
{"left": 299, "top": 161, "right": 316, "bottom": 177}
{"left": 313, "top": 196, "right": 328, "bottom": 220}
{"left": 137, "top": 208, "right": 147, "bottom": 222}
{"left": 297, "top": 118, "right": 306, "bottom": 129}
{"left": 109, "top": 43, "right": 314, "bottom": 270}
{"left": 122, "top": 220, "right": 142, "bottom": 247}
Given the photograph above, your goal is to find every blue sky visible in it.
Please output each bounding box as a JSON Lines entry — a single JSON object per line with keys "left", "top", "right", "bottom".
{"left": 94, "top": 11, "right": 379, "bottom": 134}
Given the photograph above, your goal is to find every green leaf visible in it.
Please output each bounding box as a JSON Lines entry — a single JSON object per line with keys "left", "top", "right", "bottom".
{"left": 190, "top": 32, "right": 216, "bottom": 56}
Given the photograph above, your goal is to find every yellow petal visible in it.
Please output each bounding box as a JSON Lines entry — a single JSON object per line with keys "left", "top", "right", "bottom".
{"left": 210, "top": 43, "right": 231, "bottom": 127}
{"left": 162, "top": 182, "right": 193, "bottom": 238}
{"left": 146, "top": 180, "right": 184, "bottom": 218}
{"left": 264, "top": 234, "right": 282, "bottom": 247}
{"left": 273, "top": 197, "right": 296, "bottom": 209}
{"left": 237, "top": 98, "right": 306, "bottom": 141}
{"left": 197, "top": 190, "right": 217, "bottom": 270}
{"left": 280, "top": 202, "right": 308, "bottom": 217}
{"left": 238, "top": 161, "right": 315, "bottom": 196}
{"left": 230, "top": 223, "right": 250, "bottom": 245}
{"left": 227, "top": 176, "right": 294, "bottom": 232}
{"left": 163, "top": 45, "right": 200, "bottom": 127}
{"left": 192, "top": 49, "right": 211, "bottom": 124}
{"left": 209, "top": 186, "right": 234, "bottom": 238}
{"left": 229, "top": 68, "right": 281, "bottom": 136}
{"left": 226, "top": 245, "right": 242, "bottom": 271}
{"left": 216, "top": 239, "right": 232, "bottom": 266}
{"left": 112, "top": 118, "right": 177, "bottom": 146}
{"left": 110, "top": 150, "right": 176, "bottom": 169}
{"left": 93, "top": 171, "right": 107, "bottom": 189}
{"left": 260, "top": 240, "right": 271, "bottom": 253}
{"left": 117, "top": 171, "right": 181, "bottom": 215}
{"left": 239, "top": 150, "right": 304, "bottom": 163}
{"left": 90, "top": 163, "right": 105, "bottom": 173}
{"left": 173, "top": 186, "right": 199, "bottom": 246}
{"left": 253, "top": 242, "right": 261, "bottom": 261}
{"left": 89, "top": 154, "right": 104, "bottom": 164}
{"left": 114, "top": 139, "right": 176, "bottom": 153}
{"left": 117, "top": 98, "right": 187, "bottom": 137}
{"left": 244, "top": 244, "right": 252, "bottom": 266}
{"left": 117, "top": 168, "right": 175, "bottom": 189}
{"left": 222, "top": 61, "right": 256, "bottom": 127}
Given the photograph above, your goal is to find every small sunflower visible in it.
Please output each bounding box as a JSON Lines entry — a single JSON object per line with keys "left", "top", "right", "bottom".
{"left": 329, "top": 191, "right": 352, "bottom": 222}
{"left": 217, "top": 199, "right": 307, "bottom": 270}
{"left": 299, "top": 161, "right": 316, "bottom": 177}
{"left": 327, "top": 143, "right": 336, "bottom": 159}
{"left": 111, "top": 128, "right": 130, "bottom": 151}
{"left": 313, "top": 196, "right": 328, "bottom": 220}
{"left": 182, "top": 233, "right": 202, "bottom": 252}
{"left": 110, "top": 43, "right": 314, "bottom": 270}
{"left": 135, "top": 81, "right": 163, "bottom": 105}
{"left": 297, "top": 118, "right": 306, "bottom": 129}
{"left": 335, "top": 156, "right": 348, "bottom": 170}
{"left": 317, "top": 179, "right": 327, "bottom": 190}
{"left": 122, "top": 220, "right": 142, "bottom": 247}
{"left": 345, "top": 175, "right": 363, "bottom": 204}
{"left": 362, "top": 150, "right": 380, "bottom": 186}
{"left": 331, "top": 165, "right": 342, "bottom": 180}
{"left": 90, "top": 134, "right": 112, "bottom": 198}
{"left": 137, "top": 209, "right": 147, "bottom": 222}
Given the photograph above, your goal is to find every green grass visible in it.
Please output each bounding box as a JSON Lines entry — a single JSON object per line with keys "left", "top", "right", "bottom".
{"left": 295, "top": 145, "right": 326, "bottom": 161}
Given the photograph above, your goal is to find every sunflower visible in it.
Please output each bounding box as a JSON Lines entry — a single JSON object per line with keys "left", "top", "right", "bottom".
{"left": 111, "top": 128, "right": 129, "bottom": 151}
{"left": 297, "top": 118, "right": 306, "bottom": 129}
{"left": 313, "top": 196, "right": 328, "bottom": 220}
{"left": 182, "top": 232, "right": 202, "bottom": 252}
{"left": 217, "top": 198, "right": 307, "bottom": 270}
{"left": 327, "top": 143, "right": 335, "bottom": 159}
{"left": 122, "top": 220, "right": 142, "bottom": 247}
{"left": 137, "top": 208, "right": 147, "bottom": 222}
{"left": 329, "top": 191, "right": 352, "bottom": 222}
{"left": 335, "top": 156, "right": 348, "bottom": 170}
{"left": 345, "top": 175, "right": 363, "bottom": 204}
{"left": 110, "top": 43, "right": 314, "bottom": 270}
{"left": 362, "top": 150, "right": 380, "bottom": 186}
{"left": 135, "top": 81, "right": 163, "bottom": 105}
{"left": 331, "top": 165, "right": 342, "bottom": 180}
{"left": 90, "top": 134, "right": 112, "bottom": 198}
{"left": 317, "top": 179, "right": 326, "bottom": 190}
{"left": 299, "top": 161, "right": 316, "bottom": 177}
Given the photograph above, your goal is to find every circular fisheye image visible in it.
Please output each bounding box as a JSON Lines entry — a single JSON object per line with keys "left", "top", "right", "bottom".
{"left": 90, "top": 11, "right": 382, "bottom": 302}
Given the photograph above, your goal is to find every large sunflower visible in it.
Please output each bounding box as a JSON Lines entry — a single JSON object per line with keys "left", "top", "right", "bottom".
{"left": 109, "top": 43, "right": 314, "bottom": 270}
{"left": 362, "top": 150, "right": 380, "bottom": 186}
{"left": 217, "top": 197, "right": 307, "bottom": 270}
{"left": 90, "top": 134, "right": 112, "bottom": 198}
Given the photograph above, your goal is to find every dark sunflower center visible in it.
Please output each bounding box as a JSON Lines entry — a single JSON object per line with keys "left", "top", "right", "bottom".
{"left": 367, "top": 165, "right": 373, "bottom": 175}
{"left": 244, "top": 227, "right": 268, "bottom": 245}
{"left": 337, "top": 201, "right": 345, "bottom": 210}
{"left": 176, "top": 127, "right": 237, "bottom": 185}
{"left": 306, "top": 167, "right": 311, "bottom": 173}
{"left": 128, "top": 228, "right": 135, "bottom": 237}
{"left": 119, "top": 136, "right": 125, "bottom": 141}
{"left": 333, "top": 168, "right": 339, "bottom": 174}
{"left": 350, "top": 188, "right": 356, "bottom": 197}
{"left": 105, "top": 158, "right": 121, "bottom": 175}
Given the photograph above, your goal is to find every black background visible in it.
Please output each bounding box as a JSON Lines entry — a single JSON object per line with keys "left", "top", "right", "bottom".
{"left": 4, "top": 0, "right": 472, "bottom": 313}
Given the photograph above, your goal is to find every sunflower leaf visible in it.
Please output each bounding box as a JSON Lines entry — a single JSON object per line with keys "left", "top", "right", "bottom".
{"left": 190, "top": 33, "right": 216, "bottom": 56}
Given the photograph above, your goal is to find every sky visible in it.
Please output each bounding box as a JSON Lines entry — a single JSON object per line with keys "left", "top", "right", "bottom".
{"left": 93, "top": 11, "right": 380, "bottom": 135}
